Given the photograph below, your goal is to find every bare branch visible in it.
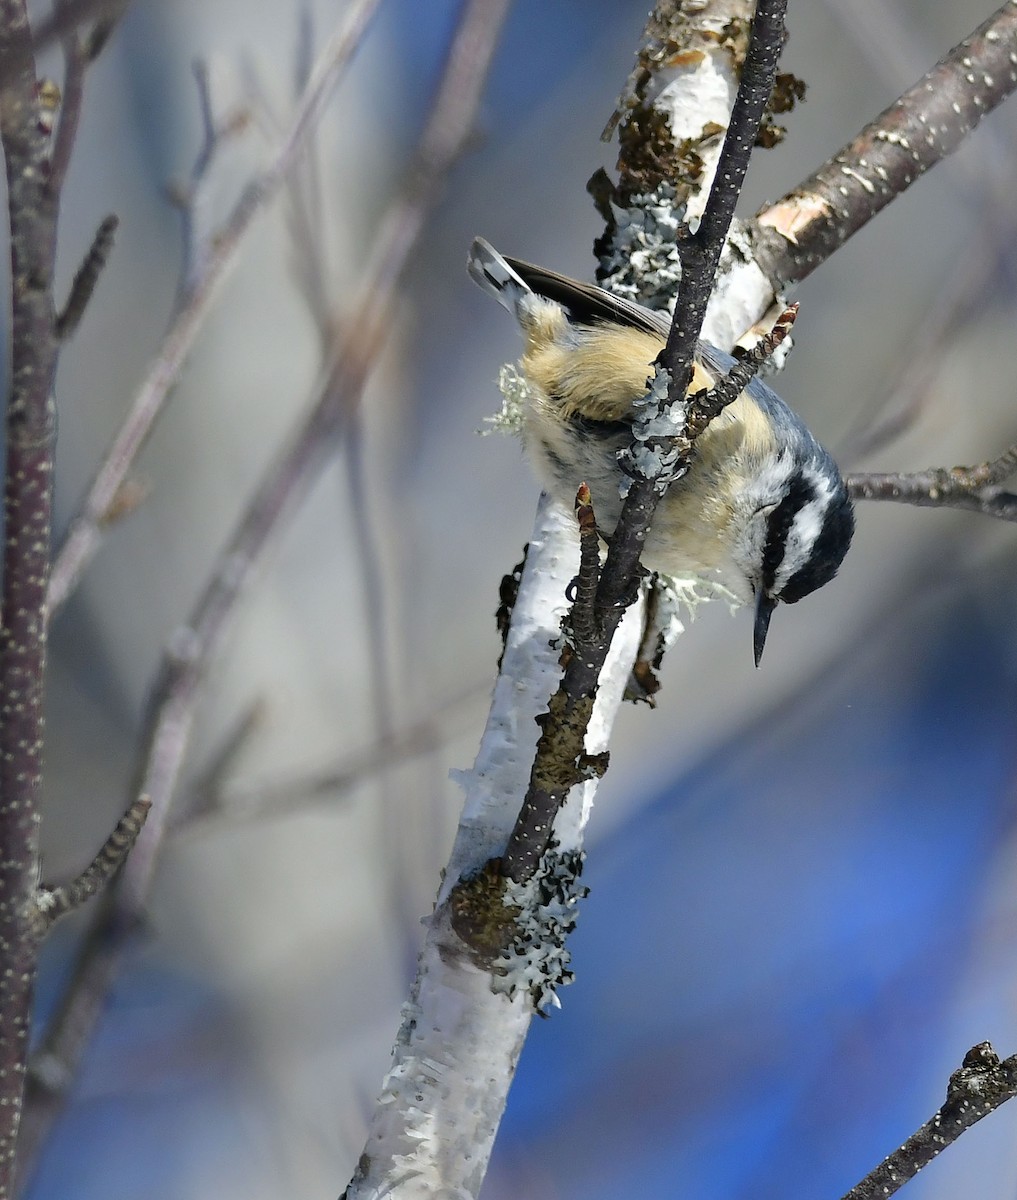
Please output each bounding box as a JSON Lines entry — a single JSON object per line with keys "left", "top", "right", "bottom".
{"left": 172, "top": 59, "right": 253, "bottom": 302}
{"left": 847, "top": 443, "right": 1017, "bottom": 521}
{"left": 835, "top": 235, "right": 997, "bottom": 461}
{"left": 45, "top": 0, "right": 383, "bottom": 620}
{"left": 54, "top": 213, "right": 118, "bottom": 339}
{"left": 27, "top": 796, "right": 151, "bottom": 938}
{"left": 178, "top": 685, "right": 485, "bottom": 831}
{"left": 499, "top": 0, "right": 789, "bottom": 884}
{"left": 17, "top": 0, "right": 511, "bottom": 1183}
{"left": 840, "top": 1043, "right": 1017, "bottom": 1200}
{"left": 685, "top": 301, "right": 797, "bottom": 440}
{"left": 751, "top": 2, "right": 1017, "bottom": 287}
{"left": 282, "top": 10, "right": 334, "bottom": 349}
{"left": 0, "top": 0, "right": 64, "bottom": 1187}
{"left": 569, "top": 483, "right": 602, "bottom": 651}
{"left": 179, "top": 698, "right": 267, "bottom": 825}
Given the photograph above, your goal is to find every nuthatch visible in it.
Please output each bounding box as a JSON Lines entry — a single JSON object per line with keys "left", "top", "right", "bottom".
{"left": 468, "top": 237, "right": 854, "bottom": 665}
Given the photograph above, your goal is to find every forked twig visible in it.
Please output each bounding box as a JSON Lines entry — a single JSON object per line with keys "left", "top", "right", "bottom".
{"left": 179, "top": 683, "right": 485, "bottom": 830}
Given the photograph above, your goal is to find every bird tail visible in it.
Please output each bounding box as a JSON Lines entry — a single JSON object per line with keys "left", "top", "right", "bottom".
{"left": 467, "top": 237, "right": 531, "bottom": 316}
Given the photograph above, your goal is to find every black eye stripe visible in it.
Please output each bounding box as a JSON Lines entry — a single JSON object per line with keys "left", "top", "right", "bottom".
{"left": 760, "top": 472, "right": 815, "bottom": 593}
{"left": 781, "top": 496, "right": 855, "bottom": 603}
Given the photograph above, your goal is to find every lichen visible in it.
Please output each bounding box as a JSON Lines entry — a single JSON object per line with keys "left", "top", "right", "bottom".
{"left": 757, "top": 71, "right": 807, "bottom": 148}
{"left": 593, "top": 182, "right": 685, "bottom": 314}
{"left": 479, "top": 363, "right": 529, "bottom": 436}
{"left": 492, "top": 843, "right": 589, "bottom": 1014}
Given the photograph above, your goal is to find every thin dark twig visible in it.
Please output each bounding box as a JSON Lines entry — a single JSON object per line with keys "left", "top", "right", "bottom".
{"left": 847, "top": 443, "right": 1017, "bottom": 522}
{"left": 55, "top": 213, "right": 118, "bottom": 339}
{"left": 17, "top": 0, "right": 512, "bottom": 1183}
{"left": 751, "top": 2, "right": 1017, "bottom": 288}
{"left": 600, "top": 0, "right": 789, "bottom": 606}
{"left": 570, "top": 483, "right": 602, "bottom": 651}
{"left": 500, "top": 0, "right": 789, "bottom": 884}
{"left": 840, "top": 1043, "right": 1017, "bottom": 1200}
{"left": 686, "top": 302, "right": 797, "bottom": 439}
{"left": 0, "top": 0, "right": 65, "bottom": 1187}
{"left": 28, "top": 796, "right": 151, "bottom": 938}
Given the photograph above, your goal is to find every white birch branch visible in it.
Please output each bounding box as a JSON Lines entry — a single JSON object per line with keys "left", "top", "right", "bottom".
{"left": 343, "top": 3, "right": 774, "bottom": 1197}
{"left": 345, "top": 497, "right": 642, "bottom": 1200}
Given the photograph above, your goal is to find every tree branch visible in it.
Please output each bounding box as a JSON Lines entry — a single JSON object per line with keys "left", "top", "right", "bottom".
{"left": 751, "top": 1, "right": 1017, "bottom": 287}
{"left": 0, "top": 1, "right": 62, "bottom": 1190}
{"left": 27, "top": 796, "right": 151, "bottom": 938}
{"left": 46, "top": 14, "right": 86, "bottom": 197}
{"left": 20, "top": 0, "right": 128, "bottom": 61}
{"left": 840, "top": 1043, "right": 1017, "bottom": 1200}
{"left": 178, "top": 686, "right": 484, "bottom": 831}
{"left": 54, "top": 212, "right": 118, "bottom": 339}
{"left": 847, "top": 443, "right": 1017, "bottom": 521}
{"left": 16, "top": 0, "right": 511, "bottom": 1185}
{"left": 499, "top": 0, "right": 789, "bottom": 884}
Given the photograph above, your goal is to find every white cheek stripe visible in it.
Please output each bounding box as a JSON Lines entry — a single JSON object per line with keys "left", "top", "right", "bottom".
{"left": 748, "top": 450, "right": 796, "bottom": 507}
{"left": 774, "top": 466, "right": 836, "bottom": 590}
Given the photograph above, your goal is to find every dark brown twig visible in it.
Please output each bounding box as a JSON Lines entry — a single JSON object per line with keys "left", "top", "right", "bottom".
{"left": 54, "top": 213, "right": 117, "bottom": 339}
{"left": 27, "top": 796, "right": 151, "bottom": 939}
{"left": 570, "top": 483, "right": 602, "bottom": 650}
{"left": 600, "top": 0, "right": 788, "bottom": 606}
{"left": 847, "top": 444, "right": 1017, "bottom": 521}
{"left": 751, "top": 2, "right": 1017, "bottom": 288}
{"left": 0, "top": 1, "right": 64, "bottom": 1189}
{"left": 840, "top": 1043, "right": 1017, "bottom": 1200}
{"left": 686, "top": 302, "right": 797, "bottom": 440}
{"left": 499, "top": 0, "right": 789, "bottom": 884}
{"left": 16, "top": 0, "right": 512, "bottom": 1182}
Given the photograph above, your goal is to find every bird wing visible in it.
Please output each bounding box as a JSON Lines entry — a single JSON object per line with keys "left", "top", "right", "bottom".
{"left": 503, "top": 255, "right": 673, "bottom": 340}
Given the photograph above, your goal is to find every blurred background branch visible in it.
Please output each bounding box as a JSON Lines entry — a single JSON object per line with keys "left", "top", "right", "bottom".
{"left": 45, "top": 0, "right": 382, "bottom": 619}
{"left": 17, "top": 0, "right": 511, "bottom": 1189}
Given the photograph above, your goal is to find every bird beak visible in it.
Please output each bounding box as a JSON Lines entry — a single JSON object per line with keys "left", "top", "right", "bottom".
{"left": 753, "top": 592, "right": 777, "bottom": 668}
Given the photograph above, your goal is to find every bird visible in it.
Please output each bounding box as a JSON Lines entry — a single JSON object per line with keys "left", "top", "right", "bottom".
{"left": 467, "top": 236, "right": 854, "bottom": 666}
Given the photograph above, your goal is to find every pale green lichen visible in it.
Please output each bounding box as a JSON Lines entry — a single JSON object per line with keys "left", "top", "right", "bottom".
{"left": 478, "top": 363, "right": 530, "bottom": 436}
